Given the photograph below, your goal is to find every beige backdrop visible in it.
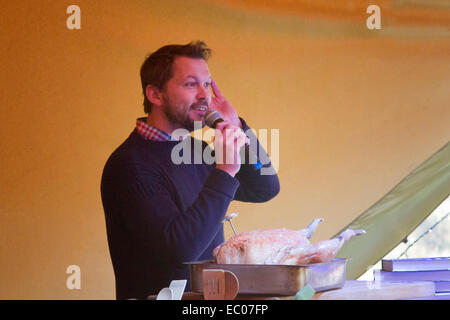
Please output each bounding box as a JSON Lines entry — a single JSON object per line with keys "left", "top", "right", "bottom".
{"left": 0, "top": 0, "right": 449, "bottom": 299}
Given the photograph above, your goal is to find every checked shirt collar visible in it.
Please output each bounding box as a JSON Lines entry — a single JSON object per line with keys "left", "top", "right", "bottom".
{"left": 136, "top": 117, "right": 174, "bottom": 142}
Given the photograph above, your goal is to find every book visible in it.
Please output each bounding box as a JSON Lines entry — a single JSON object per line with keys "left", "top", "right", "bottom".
{"left": 382, "top": 257, "right": 450, "bottom": 272}
{"left": 374, "top": 270, "right": 450, "bottom": 292}
{"left": 408, "top": 292, "right": 450, "bottom": 300}
{"left": 435, "top": 281, "right": 450, "bottom": 293}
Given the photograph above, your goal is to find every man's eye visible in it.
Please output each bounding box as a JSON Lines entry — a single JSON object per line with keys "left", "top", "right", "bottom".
{"left": 185, "top": 82, "right": 197, "bottom": 87}
{"left": 204, "top": 82, "right": 211, "bottom": 88}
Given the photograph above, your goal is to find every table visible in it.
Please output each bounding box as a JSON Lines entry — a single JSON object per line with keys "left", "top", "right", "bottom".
{"left": 174, "top": 280, "right": 442, "bottom": 300}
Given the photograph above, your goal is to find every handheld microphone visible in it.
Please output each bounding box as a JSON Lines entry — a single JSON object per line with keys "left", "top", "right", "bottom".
{"left": 204, "top": 110, "right": 224, "bottom": 129}
{"left": 204, "top": 110, "right": 263, "bottom": 170}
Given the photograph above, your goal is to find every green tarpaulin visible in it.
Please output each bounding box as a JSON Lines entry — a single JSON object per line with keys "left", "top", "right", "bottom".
{"left": 336, "top": 141, "right": 450, "bottom": 279}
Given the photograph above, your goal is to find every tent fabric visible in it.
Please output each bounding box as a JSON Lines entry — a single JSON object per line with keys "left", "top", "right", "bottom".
{"left": 335, "top": 141, "right": 450, "bottom": 279}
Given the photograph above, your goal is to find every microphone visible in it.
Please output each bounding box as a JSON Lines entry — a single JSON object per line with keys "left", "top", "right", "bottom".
{"left": 204, "top": 110, "right": 224, "bottom": 129}
{"left": 204, "top": 110, "right": 263, "bottom": 170}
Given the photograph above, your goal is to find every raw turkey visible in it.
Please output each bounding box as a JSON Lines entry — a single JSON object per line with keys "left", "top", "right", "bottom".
{"left": 213, "top": 219, "right": 365, "bottom": 265}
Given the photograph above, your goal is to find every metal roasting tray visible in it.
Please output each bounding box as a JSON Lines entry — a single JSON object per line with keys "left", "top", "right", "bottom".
{"left": 184, "top": 258, "right": 348, "bottom": 295}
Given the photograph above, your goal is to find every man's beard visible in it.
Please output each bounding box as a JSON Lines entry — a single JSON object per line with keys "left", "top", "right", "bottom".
{"left": 162, "top": 95, "right": 207, "bottom": 132}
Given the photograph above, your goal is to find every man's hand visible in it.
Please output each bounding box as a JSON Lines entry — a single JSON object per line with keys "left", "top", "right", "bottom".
{"left": 209, "top": 80, "right": 242, "bottom": 129}
{"left": 214, "top": 121, "right": 247, "bottom": 178}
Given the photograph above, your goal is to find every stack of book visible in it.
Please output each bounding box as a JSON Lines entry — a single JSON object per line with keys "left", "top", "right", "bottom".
{"left": 374, "top": 257, "right": 450, "bottom": 293}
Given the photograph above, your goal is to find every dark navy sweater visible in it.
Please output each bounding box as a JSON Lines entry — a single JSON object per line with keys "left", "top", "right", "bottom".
{"left": 100, "top": 123, "right": 280, "bottom": 299}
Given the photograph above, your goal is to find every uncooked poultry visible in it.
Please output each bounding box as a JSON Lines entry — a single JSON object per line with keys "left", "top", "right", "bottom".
{"left": 213, "top": 219, "right": 365, "bottom": 265}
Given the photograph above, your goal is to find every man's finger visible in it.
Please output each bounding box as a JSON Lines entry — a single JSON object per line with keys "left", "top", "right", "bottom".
{"left": 215, "top": 121, "right": 230, "bottom": 132}
{"left": 211, "top": 79, "right": 223, "bottom": 98}
{"left": 215, "top": 121, "right": 240, "bottom": 132}
{"left": 225, "top": 127, "right": 242, "bottom": 140}
{"left": 236, "top": 135, "right": 246, "bottom": 149}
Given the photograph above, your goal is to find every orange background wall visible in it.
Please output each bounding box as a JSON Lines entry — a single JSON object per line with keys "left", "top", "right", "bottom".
{"left": 0, "top": 0, "right": 449, "bottom": 299}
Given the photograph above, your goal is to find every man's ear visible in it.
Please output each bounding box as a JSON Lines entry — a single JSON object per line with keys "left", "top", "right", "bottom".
{"left": 145, "top": 85, "right": 163, "bottom": 107}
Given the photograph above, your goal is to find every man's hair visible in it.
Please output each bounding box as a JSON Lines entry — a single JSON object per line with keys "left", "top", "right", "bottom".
{"left": 140, "top": 41, "right": 212, "bottom": 114}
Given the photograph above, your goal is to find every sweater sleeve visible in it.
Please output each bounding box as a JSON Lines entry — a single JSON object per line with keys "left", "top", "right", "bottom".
{"left": 233, "top": 118, "right": 280, "bottom": 202}
{"left": 119, "top": 166, "right": 239, "bottom": 264}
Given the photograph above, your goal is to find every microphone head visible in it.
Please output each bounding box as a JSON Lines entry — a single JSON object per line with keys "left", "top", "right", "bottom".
{"left": 204, "top": 110, "right": 223, "bottom": 128}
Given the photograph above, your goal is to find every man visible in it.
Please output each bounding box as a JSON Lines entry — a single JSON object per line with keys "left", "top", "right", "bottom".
{"left": 101, "top": 41, "right": 280, "bottom": 299}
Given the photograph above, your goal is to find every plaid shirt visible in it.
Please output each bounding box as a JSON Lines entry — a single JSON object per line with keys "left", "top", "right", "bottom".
{"left": 136, "top": 117, "right": 173, "bottom": 142}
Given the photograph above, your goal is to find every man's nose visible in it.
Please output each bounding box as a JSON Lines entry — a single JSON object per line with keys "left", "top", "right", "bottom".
{"left": 197, "top": 84, "right": 211, "bottom": 101}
